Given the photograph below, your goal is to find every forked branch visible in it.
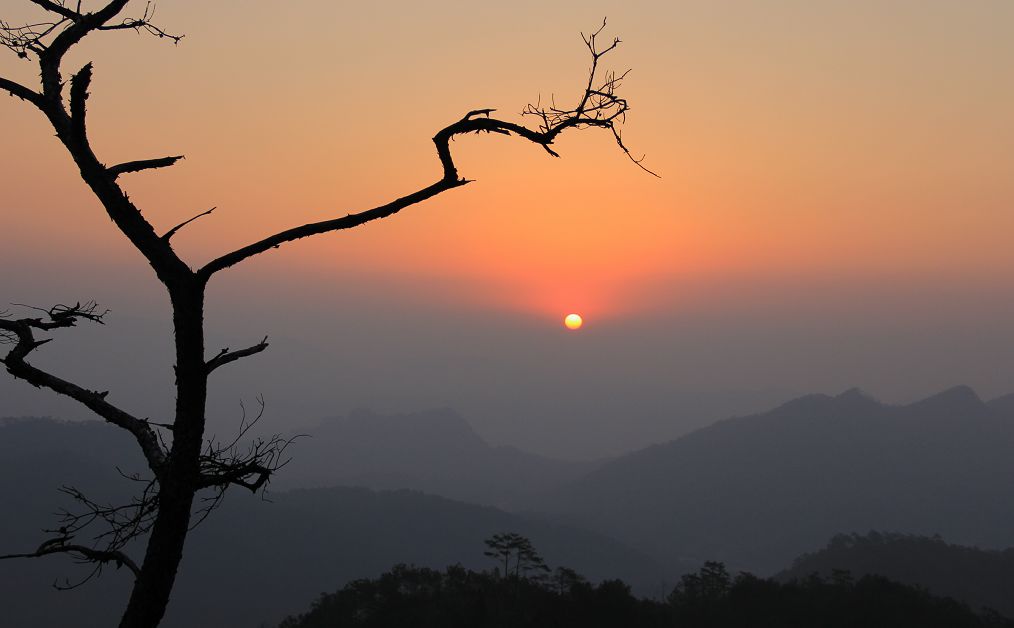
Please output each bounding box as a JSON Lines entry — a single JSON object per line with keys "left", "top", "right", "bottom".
{"left": 0, "top": 541, "right": 141, "bottom": 581}
{"left": 97, "top": 1, "right": 183, "bottom": 44}
{"left": 193, "top": 397, "right": 299, "bottom": 526}
{"left": 0, "top": 478, "right": 155, "bottom": 588}
{"left": 2, "top": 1, "right": 180, "bottom": 63}
{"left": 0, "top": 303, "right": 167, "bottom": 473}
{"left": 521, "top": 19, "right": 656, "bottom": 175}
{"left": 0, "top": 395, "right": 293, "bottom": 587}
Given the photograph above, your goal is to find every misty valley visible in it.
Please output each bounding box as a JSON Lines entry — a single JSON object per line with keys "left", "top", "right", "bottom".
{"left": 4, "top": 386, "right": 1014, "bottom": 626}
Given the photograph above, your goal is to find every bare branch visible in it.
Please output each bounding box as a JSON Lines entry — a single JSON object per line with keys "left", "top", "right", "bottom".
{"left": 3, "top": 1, "right": 174, "bottom": 102}
{"left": 198, "top": 20, "right": 653, "bottom": 278}
{"left": 0, "top": 477, "right": 157, "bottom": 588}
{"left": 40, "top": 1, "right": 132, "bottom": 80}
{"left": 53, "top": 483, "right": 159, "bottom": 558}
{"left": 2, "top": 2, "right": 194, "bottom": 287}
{"left": 0, "top": 541, "right": 140, "bottom": 579}
{"left": 0, "top": 15, "right": 649, "bottom": 615}
{"left": 205, "top": 335, "right": 269, "bottom": 374}
{"left": 9, "top": 300, "right": 108, "bottom": 330}
{"left": 0, "top": 75, "right": 43, "bottom": 105}
{"left": 97, "top": 1, "right": 183, "bottom": 45}
{"left": 1, "top": 15, "right": 70, "bottom": 59}
{"left": 521, "top": 19, "right": 658, "bottom": 176}
{"left": 194, "top": 397, "right": 300, "bottom": 525}
{"left": 161, "top": 206, "right": 215, "bottom": 242}
{"left": 0, "top": 303, "right": 166, "bottom": 473}
{"left": 26, "top": 1, "right": 81, "bottom": 21}
{"left": 1, "top": 301, "right": 168, "bottom": 590}
{"left": 69, "top": 62, "right": 91, "bottom": 136}
{"left": 198, "top": 178, "right": 466, "bottom": 277}
{"left": 107, "top": 155, "right": 185, "bottom": 178}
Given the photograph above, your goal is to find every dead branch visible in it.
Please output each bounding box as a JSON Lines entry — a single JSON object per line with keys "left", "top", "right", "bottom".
{"left": 0, "top": 302, "right": 167, "bottom": 473}
{"left": 197, "top": 20, "right": 653, "bottom": 278}
{"left": 0, "top": 75, "right": 43, "bottom": 104}
{"left": 0, "top": 477, "right": 156, "bottom": 587}
{"left": 97, "top": 1, "right": 183, "bottom": 44}
{"left": 0, "top": 8, "right": 649, "bottom": 615}
{"left": 0, "top": 541, "right": 141, "bottom": 580}
{"left": 1, "top": 0, "right": 192, "bottom": 287}
{"left": 198, "top": 179, "right": 468, "bottom": 277}
{"left": 52, "top": 483, "right": 159, "bottom": 559}
{"left": 205, "top": 336, "right": 270, "bottom": 374}
{"left": 68, "top": 62, "right": 92, "bottom": 137}
{"left": 108, "top": 155, "right": 184, "bottom": 178}
{"left": 26, "top": 1, "right": 80, "bottom": 21}
{"left": 193, "top": 396, "right": 299, "bottom": 525}
{"left": 161, "top": 207, "right": 215, "bottom": 241}
{"left": 3, "top": 1, "right": 180, "bottom": 62}
{"left": 520, "top": 19, "right": 656, "bottom": 175}
{"left": 0, "top": 13, "right": 69, "bottom": 59}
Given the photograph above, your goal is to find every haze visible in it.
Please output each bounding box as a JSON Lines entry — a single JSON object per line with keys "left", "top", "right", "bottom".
{"left": 2, "top": 0, "right": 1013, "bottom": 459}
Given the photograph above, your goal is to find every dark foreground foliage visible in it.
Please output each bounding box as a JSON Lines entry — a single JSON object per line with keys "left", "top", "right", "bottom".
{"left": 277, "top": 561, "right": 1014, "bottom": 628}
{"left": 780, "top": 531, "right": 1014, "bottom": 617}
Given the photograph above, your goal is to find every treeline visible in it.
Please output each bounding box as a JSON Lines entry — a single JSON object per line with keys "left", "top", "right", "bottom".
{"left": 276, "top": 561, "right": 1013, "bottom": 628}
{"left": 781, "top": 531, "right": 1014, "bottom": 617}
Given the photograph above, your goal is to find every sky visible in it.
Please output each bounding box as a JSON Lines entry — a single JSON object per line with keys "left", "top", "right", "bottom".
{"left": 2, "top": 1, "right": 1013, "bottom": 458}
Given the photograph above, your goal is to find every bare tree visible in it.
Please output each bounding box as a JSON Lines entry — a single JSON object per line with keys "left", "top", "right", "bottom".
{"left": 0, "top": 3, "right": 650, "bottom": 627}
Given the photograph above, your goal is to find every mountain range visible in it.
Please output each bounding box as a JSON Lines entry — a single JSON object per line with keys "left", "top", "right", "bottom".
{"left": 274, "top": 408, "right": 601, "bottom": 508}
{"left": 532, "top": 385, "right": 1014, "bottom": 573}
{"left": 5, "top": 384, "right": 1014, "bottom": 624}
{"left": 0, "top": 417, "right": 656, "bottom": 628}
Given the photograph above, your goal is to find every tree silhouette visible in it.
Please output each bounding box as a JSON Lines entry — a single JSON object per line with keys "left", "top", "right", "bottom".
{"left": 275, "top": 561, "right": 1013, "bottom": 628}
{"left": 483, "top": 532, "right": 551, "bottom": 580}
{"left": 0, "top": 3, "right": 648, "bottom": 627}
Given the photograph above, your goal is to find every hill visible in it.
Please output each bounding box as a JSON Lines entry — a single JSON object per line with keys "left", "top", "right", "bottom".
{"left": 275, "top": 408, "right": 601, "bottom": 507}
{"left": 778, "top": 532, "right": 1014, "bottom": 617}
{"left": 533, "top": 386, "right": 1014, "bottom": 574}
{"left": 0, "top": 417, "right": 658, "bottom": 628}
{"left": 274, "top": 561, "right": 1013, "bottom": 628}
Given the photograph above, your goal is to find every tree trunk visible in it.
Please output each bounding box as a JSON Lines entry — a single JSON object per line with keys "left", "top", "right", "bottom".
{"left": 118, "top": 283, "right": 207, "bottom": 628}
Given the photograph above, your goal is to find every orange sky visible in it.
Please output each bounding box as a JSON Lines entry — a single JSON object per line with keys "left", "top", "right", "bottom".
{"left": 5, "top": 2, "right": 1014, "bottom": 457}
{"left": 3, "top": 0, "right": 1013, "bottom": 325}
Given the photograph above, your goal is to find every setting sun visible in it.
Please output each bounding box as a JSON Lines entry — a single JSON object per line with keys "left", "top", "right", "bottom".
{"left": 564, "top": 313, "right": 584, "bottom": 330}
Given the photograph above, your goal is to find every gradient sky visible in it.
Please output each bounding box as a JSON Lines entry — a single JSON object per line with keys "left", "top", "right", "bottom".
{"left": 2, "top": 1, "right": 1013, "bottom": 458}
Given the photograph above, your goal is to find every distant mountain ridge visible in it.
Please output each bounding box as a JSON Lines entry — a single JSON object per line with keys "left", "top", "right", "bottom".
{"left": 0, "top": 417, "right": 658, "bottom": 628}
{"left": 532, "top": 385, "right": 1014, "bottom": 574}
{"left": 7, "top": 386, "right": 1014, "bottom": 623}
{"left": 0, "top": 409, "right": 603, "bottom": 509}
{"left": 275, "top": 407, "right": 602, "bottom": 507}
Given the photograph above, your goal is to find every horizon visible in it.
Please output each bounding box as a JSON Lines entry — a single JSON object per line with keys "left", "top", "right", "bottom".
{"left": 3, "top": 2, "right": 1014, "bottom": 458}
{"left": 4, "top": 382, "right": 1009, "bottom": 463}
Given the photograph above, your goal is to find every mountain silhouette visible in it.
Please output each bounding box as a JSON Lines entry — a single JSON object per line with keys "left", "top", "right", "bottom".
{"left": 778, "top": 531, "right": 1014, "bottom": 617}
{"left": 0, "top": 417, "right": 656, "bottom": 628}
{"left": 532, "top": 386, "right": 1014, "bottom": 574}
{"left": 275, "top": 408, "right": 601, "bottom": 507}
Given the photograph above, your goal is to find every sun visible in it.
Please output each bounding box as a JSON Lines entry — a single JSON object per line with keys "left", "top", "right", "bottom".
{"left": 564, "top": 313, "right": 583, "bottom": 330}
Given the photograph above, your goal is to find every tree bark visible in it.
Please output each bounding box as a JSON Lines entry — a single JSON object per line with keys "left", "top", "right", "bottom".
{"left": 117, "top": 481, "right": 195, "bottom": 628}
{"left": 118, "top": 283, "right": 207, "bottom": 628}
